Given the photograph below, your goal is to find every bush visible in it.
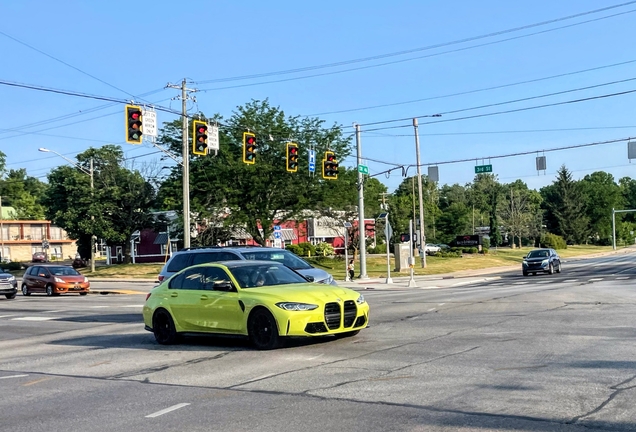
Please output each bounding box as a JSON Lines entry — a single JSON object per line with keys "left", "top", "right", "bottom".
{"left": 540, "top": 233, "right": 567, "bottom": 250}
{"left": 2, "top": 262, "right": 22, "bottom": 271}
{"left": 295, "top": 242, "right": 316, "bottom": 257}
{"left": 285, "top": 244, "right": 301, "bottom": 255}
{"left": 315, "top": 242, "right": 334, "bottom": 257}
{"left": 368, "top": 243, "right": 387, "bottom": 254}
{"left": 434, "top": 250, "right": 462, "bottom": 258}
{"left": 482, "top": 238, "right": 490, "bottom": 249}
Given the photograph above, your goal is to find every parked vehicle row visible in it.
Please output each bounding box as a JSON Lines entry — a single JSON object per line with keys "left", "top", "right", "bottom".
{"left": 1, "top": 264, "right": 91, "bottom": 300}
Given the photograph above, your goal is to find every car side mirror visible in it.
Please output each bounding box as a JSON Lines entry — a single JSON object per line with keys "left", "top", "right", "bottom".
{"left": 305, "top": 275, "right": 315, "bottom": 282}
{"left": 38, "top": 273, "right": 47, "bottom": 278}
{"left": 215, "top": 281, "right": 235, "bottom": 292}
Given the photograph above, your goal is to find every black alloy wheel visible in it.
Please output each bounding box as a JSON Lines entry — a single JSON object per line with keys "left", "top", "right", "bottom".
{"left": 153, "top": 309, "right": 178, "bottom": 345}
{"left": 21, "top": 284, "right": 30, "bottom": 296}
{"left": 248, "top": 309, "right": 280, "bottom": 350}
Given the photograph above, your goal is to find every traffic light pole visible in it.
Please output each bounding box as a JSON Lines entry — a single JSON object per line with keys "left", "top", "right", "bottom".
{"left": 354, "top": 124, "right": 368, "bottom": 279}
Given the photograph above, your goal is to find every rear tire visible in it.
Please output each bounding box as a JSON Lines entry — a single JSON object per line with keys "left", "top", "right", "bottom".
{"left": 248, "top": 308, "right": 280, "bottom": 350}
{"left": 556, "top": 263, "right": 562, "bottom": 273}
{"left": 152, "top": 309, "right": 178, "bottom": 345}
{"left": 5, "top": 293, "right": 16, "bottom": 300}
{"left": 21, "top": 284, "right": 30, "bottom": 296}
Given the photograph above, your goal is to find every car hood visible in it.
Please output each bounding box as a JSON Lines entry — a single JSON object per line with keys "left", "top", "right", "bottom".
{"left": 0, "top": 273, "right": 14, "bottom": 279}
{"left": 296, "top": 268, "right": 336, "bottom": 285}
{"left": 525, "top": 257, "right": 549, "bottom": 263}
{"left": 242, "top": 283, "right": 358, "bottom": 304}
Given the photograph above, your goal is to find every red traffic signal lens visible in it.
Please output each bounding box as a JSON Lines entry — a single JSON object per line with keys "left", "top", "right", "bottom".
{"left": 131, "top": 112, "right": 140, "bottom": 120}
{"left": 198, "top": 127, "right": 206, "bottom": 133}
{"left": 247, "top": 137, "right": 255, "bottom": 144}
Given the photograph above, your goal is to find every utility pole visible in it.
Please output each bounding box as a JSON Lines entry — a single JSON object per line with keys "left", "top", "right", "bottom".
{"left": 0, "top": 195, "right": 4, "bottom": 263}
{"left": 166, "top": 79, "right": 197, "bottom": 248}
{"left": 413, "top": 118, "right": 427, "bottom": 268}
{"left": 354, "top": 124, "right": 368, "bottom": 279}
{"left": 90, "top": 158, "right": 95, "bottom": 273}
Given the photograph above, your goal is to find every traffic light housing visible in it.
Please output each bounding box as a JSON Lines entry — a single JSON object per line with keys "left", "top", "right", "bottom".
{"left": 125, "top": 105, "right": 143, "bottom": 144}
{"left": 243, "top": 132, "right": 256, "bottom": 164}
{"left": 322, "top": 151, "right": 338, "bottom": 180}
{"left": 192, "top": 120, "right": 208, "bottom": 156}
{"left": 286, "top": 143, "right": 299, "bottom": 172}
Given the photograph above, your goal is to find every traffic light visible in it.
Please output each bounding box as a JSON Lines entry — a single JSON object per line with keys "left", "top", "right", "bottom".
{"left": 286, "top": 143, "right": 299, "bottom": 172}
{"left": 243, "top": 132, "right": 256, "bottom": 164}
{"left": 192, "top": 120, "right": 208, "bottom": 156}
{"left": 125, "top": 105, "right": 143, "bottom": 144}
{"left": 322, "top": 151, "right": 338, "bottom": 180}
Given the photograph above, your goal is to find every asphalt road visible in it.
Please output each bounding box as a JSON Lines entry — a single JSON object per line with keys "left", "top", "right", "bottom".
{"left": 1, "top": 253, "right": 636, "bottom": 431}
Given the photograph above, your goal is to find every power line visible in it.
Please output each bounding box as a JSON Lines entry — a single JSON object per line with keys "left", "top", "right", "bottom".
{"left": 358, "top": 77, "right": 636, "bottom": 127}
{"left": 194, "top": 1, "right": 636, "bottom": 85}
{"left": 306, "top": 59, "right": 636, "bottom": 117}
{"left": 362, "top": 126, "right": 636, "bottom": 137}
{"left": 361, "top": 89, "right": 636, "bottom": 132}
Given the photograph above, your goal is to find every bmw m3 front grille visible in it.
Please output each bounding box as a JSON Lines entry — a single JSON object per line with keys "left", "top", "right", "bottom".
{"left": 343, "top": 300, "right": 357, "bottom": 327}
{"left": 324, "top": 302, "right": 341, "bottom": 330}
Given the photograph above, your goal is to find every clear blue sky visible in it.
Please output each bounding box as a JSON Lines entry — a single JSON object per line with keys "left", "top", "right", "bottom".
{"left": 2, "top": 0, "right": 636, "bottom": 193}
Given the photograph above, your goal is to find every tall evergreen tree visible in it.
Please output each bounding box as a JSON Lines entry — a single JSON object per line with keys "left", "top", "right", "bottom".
{"left": 544, "top": 165, "right": 589, "bottom": 244}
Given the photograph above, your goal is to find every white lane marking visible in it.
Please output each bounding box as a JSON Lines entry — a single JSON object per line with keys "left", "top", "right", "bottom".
{"left": 563, "top": 279, "right": 578, "bottom": 283}
{"left": 535, "top": 281, "right": 552, "bottom": 284}
{"left": 12, "top": 317, "right": 55, "bottom": 321}
{"left": 513, "top": 282, "right": 528, "bottom": 285}
{"left": 43, "top": 310, "right": 64, "bottom": 313}
{"left": 0, "top": 374, "right": 29, "bottom": 380}
{"left": 88, "top": 306, "right": 110, "bottom": 309}
{"left": 427, "top": 308, "right": 436, "bottom": 312}
{"left": 438, "top": 303, "right": 445, "bottom": 306}
{"left": 616, "top": 276, "right": 630, "bottom": 280}
{"left": 588, "top": 278, "right": 604, "bottom": 282}
{"left": 122, "top": 305, "right": 144, "bottom": 308}
{"left": 145, "top": 403, "right": 190, "bottom": 418}
{"left": 0, "top": 315, "right": 15, "bottom": 318}
{"left": 451, "top": 281, "right": 477, "bottom": 287}
{"left": 306, "top": 354, "right": 325, "bottom": 361}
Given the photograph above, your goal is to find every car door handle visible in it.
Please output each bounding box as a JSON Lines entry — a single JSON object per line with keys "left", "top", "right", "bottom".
{"left": 200, "top": 295, "right": 208, "bottom": 300}
{"left": 171, "top": 292, "right": 178, "bottom": 297}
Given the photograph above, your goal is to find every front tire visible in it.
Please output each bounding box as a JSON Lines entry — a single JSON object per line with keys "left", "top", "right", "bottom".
{"left": 153, "top": 309, "right": 178, "bottom": 345}
{"left": 548, "top": 263, "right": 554, "bottom": 275}
{"left": 248, "top": 308, "right": 280, "bottom": 350}
{"left": 522, "top": 271, "right": 528, "bottom": 277}
{"left": 79, "top": 292, "right": 88, "bottom": 296}
{"left": 46, "top": 284, "right": 54, "bottom": 297}
{"left": 5, "top": 293, "right": 16, "bottom": 300}
{"left": 21, "top": 284, "right": 30, "bottom": 296}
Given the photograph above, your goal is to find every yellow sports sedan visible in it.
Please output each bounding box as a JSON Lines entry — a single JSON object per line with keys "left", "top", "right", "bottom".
{"left": 143, "top": 260, "right": 369, "bottom": 350}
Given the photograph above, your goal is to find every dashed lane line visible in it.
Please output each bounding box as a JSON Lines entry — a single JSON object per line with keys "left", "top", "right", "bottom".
{"left": 0, "top": 374, "right": 28, "bottom": 380}
{"left": 616, "top": 276, "right": 630, "bottom": 280}
{"left": 11, "top": 317, "right": 55, "bottom": 321}
{"left": 563, "top": 279, "right": 578, "bottom": 283}
{"left": 145, "top": 403, "right": 191, "bottom": 419}
{"left": 588, "top": 278, "right": 604, "bottom": 282}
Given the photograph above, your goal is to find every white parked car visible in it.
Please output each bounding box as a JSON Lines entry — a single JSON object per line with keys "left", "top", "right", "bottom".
{"left": 424, "top": 244, "right": 441, "bottom": 255}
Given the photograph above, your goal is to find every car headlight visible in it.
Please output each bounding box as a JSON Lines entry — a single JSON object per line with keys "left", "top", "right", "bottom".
{"left": 84, "top": 277, "right": 89, "bottom": 283}
{"left": 54, "top": 277, "right": 65, "bottom": 283}
{"left": 275, "top": 302, "right": 319, "bottom": 311}
{"left": 541, "top": 259, "right": 549, "bottom": 266}
{"left": 522, "top": 260, "right": 528, "bottom": 266}
{"left": 322, "top": 275, "right": 333, "bottom": 284}
{"left": 356, "top": 294, "right": 365, "bottom": 305}
{"left": 8, "top": 276, "right": 15, "bottom": 281}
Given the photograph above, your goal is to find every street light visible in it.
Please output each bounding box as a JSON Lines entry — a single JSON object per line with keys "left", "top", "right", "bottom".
{"left": 39, "top": 148, "right": 95, "bottom": 273}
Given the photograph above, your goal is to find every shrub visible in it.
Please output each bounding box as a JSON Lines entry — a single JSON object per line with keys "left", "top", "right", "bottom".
{"left": 435, "top": 250, "right": 462, "bottom": 258}
{"left": 315, "top": 242, "right": 334, "bottom": 257}
{"left": 296, "top": 242, "right": 316, "bottom": 257}
{"left": 368, "top": 244, "right": 387, "bottom": 254}
{"left": 540, "top": 233, "right": 567, "bottom": 250}
{"left": 482, "top": 238, "right": 490, "bottom": 249}
{"left": 2, "top": 262, "right": 22, "bottom": 271}
{"left": 285, "top": 244, "right": 301, "bottom": 255}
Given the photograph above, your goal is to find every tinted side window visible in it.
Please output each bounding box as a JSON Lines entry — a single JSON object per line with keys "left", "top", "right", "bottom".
{"left": 201, "top": 267, "right": 232, "bottom": 290}
{"left": 180, "top": 268, "right": 206, "bottom": 290}
{"left": 191, "top": 252, "right": 222, "bottom": 265}
{"left": 166, "top": 254, "right": 192, "bottom": 273}
{"left": 26, "top": 267, "right": 36, "bottom": 276}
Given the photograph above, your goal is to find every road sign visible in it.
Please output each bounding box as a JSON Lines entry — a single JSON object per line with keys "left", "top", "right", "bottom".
{"left": 274, "top": 225, "right": 281, "bottom": 239}
{"left": 474, "top": 164, "right": 492, "bottom": 174}
{"left": 208, "top": 125, "right": 219, "bottom": 151}
{"left": 308, "top": 149, "right": 316, "bottom": 173}
{"left": 141, "top": 110, "right": 157, "bottom": 137}
{"left": 273, "top": 238, "right": 282, "bottom": 248}
{"left": 42, "top": 239, "right": 50, "bottom": 250}
{"left": 358, "top": 164, "right": 369, "bottom": 175}
{"left": 384, "top": 220, "right": 393, "bottom": 241}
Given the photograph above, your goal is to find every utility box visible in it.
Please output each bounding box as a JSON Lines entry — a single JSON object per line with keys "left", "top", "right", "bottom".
{"left": 394, "top": 242, "right": 411, "bottom": 272}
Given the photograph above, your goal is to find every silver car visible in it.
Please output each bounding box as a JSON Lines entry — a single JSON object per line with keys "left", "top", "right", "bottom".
{"left": 157, "top": 246, "right": 337, "bottom": 286}
{"left": 0, "top": 269, "right": 18, "bottom": 299}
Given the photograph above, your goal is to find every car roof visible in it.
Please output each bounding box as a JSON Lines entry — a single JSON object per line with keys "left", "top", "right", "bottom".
{"left": 174, "top": 246, "right": 287, "bottom": 254}
{"left": 199, "top": 260, "right": 286, "bottom": 269}
{"left": 27, "top": 264, "right": 74, "bottom": 268}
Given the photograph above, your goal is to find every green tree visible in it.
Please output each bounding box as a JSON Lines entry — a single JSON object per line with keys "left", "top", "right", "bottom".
{"left": 472, "top": 174, "right": 504, "bottom": 246}
{"left": 0, "top": 169, "right": 47, "bottom": 219}
{"left": 43, "top": 145, "right": 156, "bottom": 261}
{"left": 436, "top": 202, "right": 472, "bottom": 244}
{"left": 580, "top": 171, "right": 623, "bottom": 243}
{"left": 157, "top": 100, "right": 352, "bottom": 246}
{"left": 541, "top": 165, "right": 589, "bottom": 244}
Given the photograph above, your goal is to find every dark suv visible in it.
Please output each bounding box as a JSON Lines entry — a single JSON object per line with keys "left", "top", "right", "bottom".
{"left": 522, "top": 248, "right": 562, "bottom": 276}
{"left": 157, "top": 246, "right": 336, "bottom": 285}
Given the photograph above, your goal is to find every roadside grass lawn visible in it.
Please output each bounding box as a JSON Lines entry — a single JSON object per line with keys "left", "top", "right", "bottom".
{"left": 74, "top": 245, "right": 623, "bottom": 280}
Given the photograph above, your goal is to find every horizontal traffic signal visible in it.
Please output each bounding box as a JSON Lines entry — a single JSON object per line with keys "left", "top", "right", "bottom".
{"left": 125, "top": 105, "right": 143, "bottom": 144}
{"left": 286, "top": 143, "right": 299, "bottom": 172}
{"left": 192, "top": 120, "right": 208, "bottom": 156}
{"left": 243, "top": 132, "right": 256, "bottom": 164}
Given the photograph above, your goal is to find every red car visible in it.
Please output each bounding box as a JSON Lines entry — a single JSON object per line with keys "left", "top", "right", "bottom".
{"left": 21, "top": 265, "right": 90, "bottom": 296}
{"left": 32, "top": 252, "right": 47, "bottom": 263}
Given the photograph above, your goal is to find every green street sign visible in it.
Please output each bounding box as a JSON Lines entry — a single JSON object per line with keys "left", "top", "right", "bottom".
{"left": 358, "top": 164, "right": 369, "bottom": 175}
{"left": 475, "top": 164, "right": 493, "bottom": 174}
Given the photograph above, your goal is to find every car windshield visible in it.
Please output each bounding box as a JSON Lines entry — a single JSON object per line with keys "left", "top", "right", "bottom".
{"left": 47, "top": 267, "right": 80, "bottom": 276}
{"left": 229, "top": 264, "right": 309, "bottom": 288}
{"left": 239, "top": 250, "right": 312, "bottom": 270}
{"left": 527, "top": 250, "right": 550, "bottom": 258}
